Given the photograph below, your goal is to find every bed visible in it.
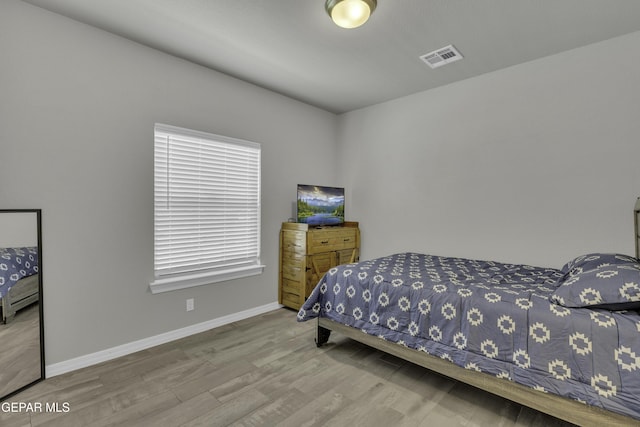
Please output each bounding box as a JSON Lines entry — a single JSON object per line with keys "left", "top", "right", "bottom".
{"left": 297, "top": 252, "right": 640, "bottom": 425}
{"left": 0, "top": 247, "right": 39, "bottom": 324}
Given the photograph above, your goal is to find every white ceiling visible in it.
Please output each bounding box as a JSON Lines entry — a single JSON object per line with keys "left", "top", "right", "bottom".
{"left": 22, "top": 0, "right": 640, "bottom": 114}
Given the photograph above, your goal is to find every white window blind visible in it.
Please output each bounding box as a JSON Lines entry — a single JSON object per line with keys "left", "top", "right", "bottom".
{"left": 150, "top": 123, "right": 263, "bottom": 294}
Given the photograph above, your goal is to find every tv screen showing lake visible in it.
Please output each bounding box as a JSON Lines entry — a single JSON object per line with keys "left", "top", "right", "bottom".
{"left": 304, "top": 213, "right": 343, "bottom": 225}
{"left": 297, "top": 185, "right": 344, "bottom": 225}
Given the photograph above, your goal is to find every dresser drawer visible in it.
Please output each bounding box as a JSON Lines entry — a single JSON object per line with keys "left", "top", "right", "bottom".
{"left": 281, "top": 278, "right": 303, "bottom": 309}
{"left": 281, "top": 231, "right": 306, "bottom": 254}
{"left": 281, "top": 258, "right": 304, "bottom": 282}
{"left": 308, "top": 228, "right": 357, "bottom": 254}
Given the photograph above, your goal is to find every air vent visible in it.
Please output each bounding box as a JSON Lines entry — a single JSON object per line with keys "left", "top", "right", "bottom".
{"left": 419, "top": 45, "right": 463, "bottom": 69}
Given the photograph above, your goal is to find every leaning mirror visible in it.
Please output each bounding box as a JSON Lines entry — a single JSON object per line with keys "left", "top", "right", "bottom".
{"left": 0, "top": 209, "right": 44, "bottom": 400}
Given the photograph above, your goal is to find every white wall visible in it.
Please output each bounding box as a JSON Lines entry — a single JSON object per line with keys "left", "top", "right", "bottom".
{"left": 338, "top": 31, "right": 640, "bottom": 268}
{"left": 0, "top": 0, "right": 338, "bottom": 365}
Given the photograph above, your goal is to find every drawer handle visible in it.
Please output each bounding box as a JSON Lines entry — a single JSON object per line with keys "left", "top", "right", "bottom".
{"left": 321, "top": 240, "right": 329, "bottom": 244}
{"left": 343, "top": 238, "right": 350, "bottom": 242}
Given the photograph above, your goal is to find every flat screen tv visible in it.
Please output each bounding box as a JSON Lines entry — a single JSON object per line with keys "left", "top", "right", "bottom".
{"left": 297, "top": 184, "right": 345, "bottom": 226}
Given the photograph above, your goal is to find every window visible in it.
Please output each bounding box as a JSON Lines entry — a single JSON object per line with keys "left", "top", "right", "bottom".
{"left": 150, "top": 123, "right": 263, "bottom": 294}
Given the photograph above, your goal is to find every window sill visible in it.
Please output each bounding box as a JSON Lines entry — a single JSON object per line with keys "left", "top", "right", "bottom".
{"left": 149, "top": 264, "right": 265, "bottom": 294}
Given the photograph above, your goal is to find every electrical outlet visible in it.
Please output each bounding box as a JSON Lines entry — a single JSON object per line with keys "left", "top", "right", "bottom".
{"left": 186, "top": 298, "right": 194, "bottom": 312}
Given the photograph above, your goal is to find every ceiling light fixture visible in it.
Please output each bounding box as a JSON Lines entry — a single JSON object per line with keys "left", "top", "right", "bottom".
{"left": 325, "top": 0, "right": 377, "bottom": 29}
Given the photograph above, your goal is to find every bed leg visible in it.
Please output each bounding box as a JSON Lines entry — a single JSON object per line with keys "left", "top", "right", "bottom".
{"left": 315, "top": 323, "right": 331, "bottom": 347}
{"left": 3, "top": 311, "right": 14, "bottom": 324}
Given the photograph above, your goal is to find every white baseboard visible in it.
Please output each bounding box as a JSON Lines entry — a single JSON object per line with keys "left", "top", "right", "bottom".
{"left": 46, "top": 302, "right": 283, "bottom": 378}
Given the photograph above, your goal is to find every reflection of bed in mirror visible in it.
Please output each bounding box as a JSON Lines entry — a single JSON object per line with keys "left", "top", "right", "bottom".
{"left": 0, "top": 210, "right": 44, "bottom": 401}
{"left": 0, "top": 247, "right": 39, "bottom": 323}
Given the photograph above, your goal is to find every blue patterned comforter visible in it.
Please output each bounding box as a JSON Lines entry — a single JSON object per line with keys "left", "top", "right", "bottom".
{"left": 0, "top": 247, "right": 39, "bottom": 298}
{"left": 297, "top": 252, "right": 640, "bottom": 420}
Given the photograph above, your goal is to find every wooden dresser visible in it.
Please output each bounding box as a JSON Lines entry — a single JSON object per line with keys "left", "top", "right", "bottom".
{"left": 279, "top": 221, "right": 360, "bottom": 310}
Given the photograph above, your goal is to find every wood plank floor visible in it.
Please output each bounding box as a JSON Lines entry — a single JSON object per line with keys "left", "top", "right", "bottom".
{"left": 1, "top": 308, "right": 576, "bottom": 426}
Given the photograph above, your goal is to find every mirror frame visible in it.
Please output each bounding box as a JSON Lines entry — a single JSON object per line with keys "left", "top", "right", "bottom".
{"left": 0, "top": 209, "right": 44, "bottom": 401}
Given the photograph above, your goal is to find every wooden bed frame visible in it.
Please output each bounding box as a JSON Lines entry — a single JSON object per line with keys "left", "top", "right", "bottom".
{"left": 316, "top": 317, "right": 640, "bottom": 426}
{"left": 1, "top": 274, "right": 39, "bottom": 324}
